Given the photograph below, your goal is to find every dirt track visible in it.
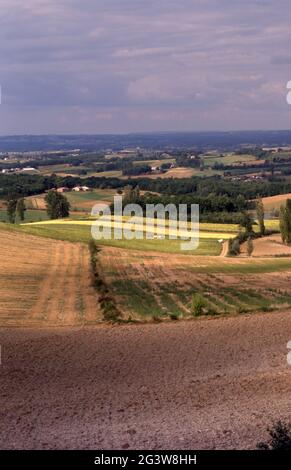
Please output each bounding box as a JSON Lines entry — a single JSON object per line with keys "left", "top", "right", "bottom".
{"left": 1, "top": 312, "right": 291, "bottom": 450}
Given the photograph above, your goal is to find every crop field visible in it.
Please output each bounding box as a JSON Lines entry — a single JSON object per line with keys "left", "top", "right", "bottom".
{"left": 10, "top": 223, "right": 222, "bottom": 255}
{"left": 134, "top": 167, "right": 223, "bottom": 179}
{"left": 99, "top": 246, "right": 291, "bottom": 320}
{"left": 141, "top": 167, "right": 197, "bottom": 178}
{"left": 87, "top": 170, "right": 123, "bottom": 178}
{"left": 133, "top": 158, "right": 175, "bottom": 166}
{"left": 0, "top": 214, "right": 287, "bottom": 325}
{"left": 65, "top": 190, "right": 115, "bottom": 211}
{"left": 0, "top": 216, "right": 290, "bottom": 326}
{"left": 0, "top": 209, "right": 49, "bottom": 223}
{"left": 39, "top": 164, "right": 73, "bottom": 175}
{"left": 202, "top": 153, "right": 259, "bottom": 166}
{"left": 24, "top": 218, "right": 234, "bottom": 237}
{"left": 0, "top": 228, "right": 101, "bottom": 327}
{"left": 26, "top": 189, "right": 115, "bottom": 213}
{"left": 18, "top": 216, "right": 238, "bottom": 255}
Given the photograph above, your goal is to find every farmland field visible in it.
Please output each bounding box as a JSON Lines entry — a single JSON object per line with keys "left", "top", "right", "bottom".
{"left": 99, "top": 246, "right": 291, "bottom": 320}
{"left": 240, "top": 233, "right": 291, "bottom": 257}
{"left": 0, "top": 215, "right": 289, "bottom": 325}
{"left": 11, "top": 223, "right": 223, "bottom": 255}
{"left": 2, "top": 313, "right": 291, "bottom": 449}
{"left": 18, "top": 215, "right": 239, "bottom": 256}
{"left": 26, "top": 189, "right": 116, "bottom": 213}
{"left": 134, "top": 167, "right": 222, "bottom": 179}
{"left": 262, "top": 193, "right": 291, "bottom": 211}
{"left": 2, "top": 215, "right": 291, "bottom": 450}
{"left": 0, "top": 209, "right": 49, "bottom": 223}
{"left": 133, "top": 158, "right": 175, "bottom": 166}
{"left": 202, "top": 153, "right": 259, "bottom": 166}
{"left": 0, "top": 228, "right": 101, "bottom": 326}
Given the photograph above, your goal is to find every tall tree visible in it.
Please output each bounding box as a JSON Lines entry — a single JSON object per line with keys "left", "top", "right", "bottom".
{"left": 256, "top": 198, "right": 265, "bottom": 235}
{"left": 45, "top": 190, "right": 70, "bottom": 220}
{"left": 279, "top": 199, "right": 291, "bottom": 244}
{"left": 239, "top": 212, "right": 253, "bottom": 234}
{"left": 16, "top": 198, "right": 26, "bottom": 221}
{"left": 247, "top": 236, "right": 254, "bottom": 257}
{"left": 6, "top": 198, "right": 17, "bottom": 224}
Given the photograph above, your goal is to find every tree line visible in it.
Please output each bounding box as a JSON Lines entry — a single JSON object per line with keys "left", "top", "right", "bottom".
{"left": 4, "top": 173, "right": 291, "bottom": 201}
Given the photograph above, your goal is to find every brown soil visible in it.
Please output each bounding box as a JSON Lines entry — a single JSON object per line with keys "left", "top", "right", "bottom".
{"left": 262, "top": 193, "right": 291, "bottom": 211}
{"left": 241, "top": 234, "right": 291, "bottom": 257}
{"left": 130, "top": 167, "right": 196, "bottom": 179}
{"left": 1, "top": 313, "right": 291, "bottom": 450}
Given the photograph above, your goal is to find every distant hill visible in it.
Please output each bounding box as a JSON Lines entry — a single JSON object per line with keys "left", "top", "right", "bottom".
{"left": 1, "top": 130, "right": 291, "bottom": 152}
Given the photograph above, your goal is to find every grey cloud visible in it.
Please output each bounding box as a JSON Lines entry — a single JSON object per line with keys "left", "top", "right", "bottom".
{"left": 0, "top": 0, "right": 291, "bottom": 133}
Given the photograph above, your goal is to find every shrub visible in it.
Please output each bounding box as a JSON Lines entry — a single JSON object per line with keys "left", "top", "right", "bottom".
{"left": 191, "top": 294, "right": 205, "bottom": 317}
{"left": 205, "top": 308, "right": 218, "bottom": 316}
{"left": 228, "top": 238, "right": 240, "bottom": 256}
{"left": 152, "top": 314, "right": 162, "bottom": 322}
{"left": 169, "top": 313, "right": 179, "bottom": 321}
{"left": 257, "top": 421, "right": 291, "bottom": 450}
{"left": 101, "top": 298, "right": 121, "bottom": 322}
{"left": 88, "top": 240, "right": 121, "bottom": 322}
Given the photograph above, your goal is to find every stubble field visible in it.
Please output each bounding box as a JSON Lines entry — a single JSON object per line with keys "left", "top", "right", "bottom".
{"left": 0, "top": 229, "right": 100, "bottom": 327}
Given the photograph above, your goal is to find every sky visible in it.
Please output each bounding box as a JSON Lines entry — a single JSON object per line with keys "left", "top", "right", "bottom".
{"left": 1, "top": 0, "right": 291, "bottom": 134}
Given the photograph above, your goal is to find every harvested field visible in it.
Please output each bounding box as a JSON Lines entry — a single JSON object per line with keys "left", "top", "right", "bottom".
{"left": 1, "top": 313, "right": 291, "bottom": 449}
{"left": 241, "top": 234, "right": 291, "bottom": 257}
{"left": 99, "top": 246, "right": 291, "bottom": 319}
{"left": 132, "top": 167, "right": 197, "bottom": 179}
{"left": 262, "top": 193, "right": 291, "bottom": 211}
{"left": 0, "top": 229, "right": 100, "bottom": 326}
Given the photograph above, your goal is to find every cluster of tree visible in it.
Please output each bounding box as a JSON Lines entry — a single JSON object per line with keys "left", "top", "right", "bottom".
{"left": 44, "top": 190, "right": 70, "bottom": 219}
{"left": 112, "top": 185, "right": 249, "bottom": 218}
{"left": 229, "top": 235, "right": 256, "bottom": 258}
{"left": 160, "top": 162, "right": 172, "bottom": 170}
{"left": 227, "top": 200, "right": 266, "bottom": 257}
{"left": 0, "top": 174, "right": 56, "bottom": 198}
{"left": 6, "top": 198, "right": 26, "bottom": 223}
{"left": 122, "top": 162, "right": 152, "bottom": 176}
{"left": 175, "top": 154, "right": 201, "bottom": 168}
{"left": 227, "top": 213, "right": 255, "bottom": 256}
{"left": 132, "top": 176, "right": 291, "bottom": 200}
{"left": 222, "top": 162, "right": 274, "bottom": 173}
{"left": 4, "top": 173, "right": 291, "bottom": 208}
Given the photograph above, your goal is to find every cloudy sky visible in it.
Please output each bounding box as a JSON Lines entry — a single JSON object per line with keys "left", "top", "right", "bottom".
{"left": 1, "top": 0, "right": 291, "bottom": 134}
